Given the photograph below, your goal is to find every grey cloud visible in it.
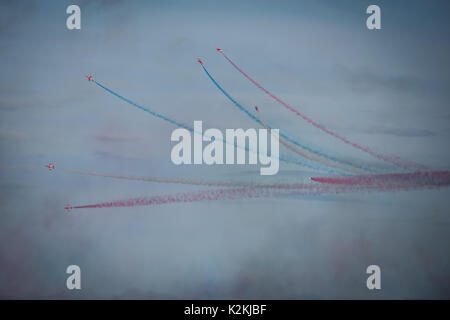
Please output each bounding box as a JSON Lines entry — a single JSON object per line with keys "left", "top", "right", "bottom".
{"left": 359, "top": 125, "right": 436, "bottom": 137}
{"left": 333, "top": 64, "right": 427, "bottom": 95}
{"left": 0, "top": 1, "right": 37, "bottom": 34}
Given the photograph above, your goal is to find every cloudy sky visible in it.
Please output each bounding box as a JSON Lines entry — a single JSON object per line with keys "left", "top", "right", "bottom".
{"left": 0, "top": 0, "right": 449, "bottom": 298}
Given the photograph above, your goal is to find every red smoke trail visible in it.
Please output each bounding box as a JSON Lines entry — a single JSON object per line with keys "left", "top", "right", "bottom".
{"left": 254, "top": 106, "right": 368, "bottom": 175}
{"left": 310, "top": 170, "right": 450, "bottom": 187}
{"left": 219, "top": 51, "right": 427, "bottom": 171}
{"left": 73, "top": 187, "right": 281, "bottom": 209}
{"left": 71, "top": 176, "right": 450, "bottom": 210}
{"left": 72, "top": 185, "right": 351, "bottom": 210}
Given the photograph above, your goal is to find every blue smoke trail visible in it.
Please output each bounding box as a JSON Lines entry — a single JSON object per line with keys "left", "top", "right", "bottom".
{"left": 200, "top": 65, "right": 379, "bottom": 174}
{"left": 93, "top": 80, "right": 340, "bottom": 173}
{"left": 95, "top": 81, "right": 192, "bottom": 131}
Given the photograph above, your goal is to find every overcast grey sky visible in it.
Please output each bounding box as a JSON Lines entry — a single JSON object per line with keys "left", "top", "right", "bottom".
{"left": 0, "top": 0, "right": 449, "bottom": 298}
